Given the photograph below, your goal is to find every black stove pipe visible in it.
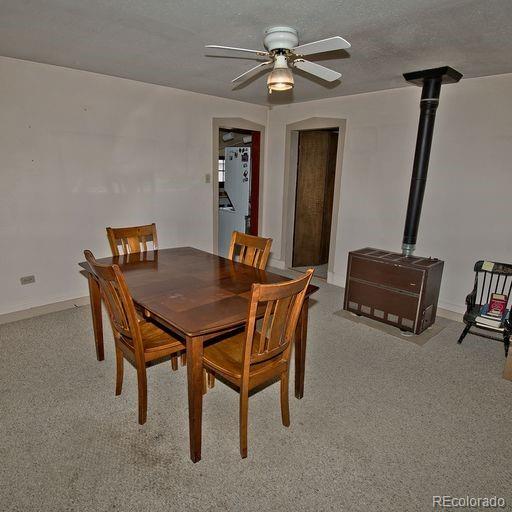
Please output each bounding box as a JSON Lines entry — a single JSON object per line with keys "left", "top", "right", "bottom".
{"left": 401, "top": 66, "right": 462, "bottom": 257}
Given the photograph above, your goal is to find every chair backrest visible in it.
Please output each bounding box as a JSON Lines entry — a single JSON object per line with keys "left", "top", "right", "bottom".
{"left": 106, "top": 223, "right": 158, "bottom": 256}
{"left": 241, "top": 269, "right": 314, "bottom": 373}
{"left": 228, "top": 231, "right": 272, "bottom": 270}
{"left": 474, "top": 260, "right": 512, "bottom": 309}
{"left": 84, "top": 250, "right": 143, "bottom": 357}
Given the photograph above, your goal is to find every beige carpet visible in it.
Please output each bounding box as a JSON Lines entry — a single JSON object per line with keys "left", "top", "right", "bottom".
{"left": 1, "top": 272, "right": 511, "bottom": 511}
{"left": 334, "top": 309, "right": 455, "bottom": 346}
{"left": 292, "top": 264, "right": 328, "bottom": 280}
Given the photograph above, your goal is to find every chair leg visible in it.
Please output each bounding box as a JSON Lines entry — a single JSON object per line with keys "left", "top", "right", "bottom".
{"left": 115, "top": 346, "right": 124, "bottom": 396}
{"left": 504, "top": 333, "right": 510, "bottom": 358}
{"left": 202, "top": 369, "right": 208, "bottom": 395}
{"left": 170, "top": 355, "right": 179, "bottom": 371}
{"left": 180, "top": 352, "right": 187, "bottom": 366}
{"left": 239, "top": 388, "right": 249, "bottom": 459}
{"left": 280, "top": 370, "right": 290, "bottom": 427}
{"left": 207, "top": 372, "right": 215, "bottom": 389}
{"left": 137, "top": 366, "right": 148, "bottom": 425}
{"left": 457, "top": 324, "right": 471, "bottom": 344}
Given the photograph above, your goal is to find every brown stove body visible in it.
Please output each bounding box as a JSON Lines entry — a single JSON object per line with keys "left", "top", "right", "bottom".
{"left": 344, "top": 248, "right": 443, "bottom": 334}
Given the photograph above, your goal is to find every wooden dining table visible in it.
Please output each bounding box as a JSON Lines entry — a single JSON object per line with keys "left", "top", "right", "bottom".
{"left": 79, "top": 247, "right": 318, "bottom": 462}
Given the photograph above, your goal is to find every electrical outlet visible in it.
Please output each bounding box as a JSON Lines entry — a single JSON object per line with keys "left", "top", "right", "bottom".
{"left": 205, "top": 173, "right": 211, "bottom": 184}
{"left": 20, "top": 275, "right": 35, "bottom": 285}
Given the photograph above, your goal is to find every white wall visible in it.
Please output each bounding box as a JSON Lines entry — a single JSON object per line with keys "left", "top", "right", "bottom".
{"left": 0, "top": 57, "right": 267, "bottom": 315}
{"left": 263, "top": 73, "right": 512, "bottom": 313}
{"left": 3, "top": 55, "right": 510, "bottom": 317}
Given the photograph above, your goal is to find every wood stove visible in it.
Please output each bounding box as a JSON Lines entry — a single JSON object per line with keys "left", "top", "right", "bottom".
{"left": 343, "top": 66, "right": 462, "bottom": 334}
{"left": 344, "top": 248, "right": 443, "bottom": 334}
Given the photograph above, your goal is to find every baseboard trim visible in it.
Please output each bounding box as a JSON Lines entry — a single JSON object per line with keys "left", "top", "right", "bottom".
{"left": 437, "top": 307, "right": 463, "bottom": 323}
{"left": 0, "top": 296, "right": 90, "bottom": 325}
{"left": 268, "top": 257, "right": 286, "bottom": 269}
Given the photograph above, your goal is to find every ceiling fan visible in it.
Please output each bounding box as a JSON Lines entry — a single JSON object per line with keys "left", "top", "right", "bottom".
{"left": 205, "top": 26, "right": 351, "bottom": 93}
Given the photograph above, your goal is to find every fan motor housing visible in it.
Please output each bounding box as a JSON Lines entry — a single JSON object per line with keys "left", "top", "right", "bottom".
{"left": 264, "top": 26, "right": 299, "bottom": 51}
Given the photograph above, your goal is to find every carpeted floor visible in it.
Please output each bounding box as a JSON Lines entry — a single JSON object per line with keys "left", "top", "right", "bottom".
{"left": 293, "top": 264, "right": 328, "bottom": 280}
{"left": 1, "top": 273, "right": 511, "bottom": 512}
{"left": 333, "top": 309, "right": 455, "bottom": 346}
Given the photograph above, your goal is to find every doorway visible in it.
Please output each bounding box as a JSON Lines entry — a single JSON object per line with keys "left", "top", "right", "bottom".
{"left": 217, "top": 127, "right": 261, "bottom": 257}
{"left": 292, "top": 129, "right": 339, "bottom": 279}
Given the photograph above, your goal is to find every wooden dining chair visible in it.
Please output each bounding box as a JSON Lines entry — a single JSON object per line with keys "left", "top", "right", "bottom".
{"left": 84, "top": 250, "right": 185, "bottom": 425}
{"left": 105, "top": 223, "right": 184, "bottom": 367}
{"left": 106, "top": 223, "right": 158, "bottom": 256}
{"left": 202, "top": 268, "right": 314, "bottom": 458}
{"left": 228, "top": 231, "right": 272, "bottom": 270}
{"left": 208, "top": 232, "right": 272, "bottom": 390}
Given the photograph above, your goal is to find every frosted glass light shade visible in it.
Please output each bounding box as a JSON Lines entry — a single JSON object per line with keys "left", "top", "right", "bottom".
{"left": 267, "top": 68, "right": 294, "bottom": 92}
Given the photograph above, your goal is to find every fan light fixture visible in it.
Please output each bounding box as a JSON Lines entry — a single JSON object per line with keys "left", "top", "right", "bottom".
{"left": 267, "top": 53, "right": 294, "bottom": 93}
{"left": 267, "top": 68, "right": 294, "bottom": 93}
{"left": 205, "top": 26, "right": 350, "bottom": 95}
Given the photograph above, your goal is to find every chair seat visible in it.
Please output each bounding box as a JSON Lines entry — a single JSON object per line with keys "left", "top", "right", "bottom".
{"left": 203, "top": 331, "right": 284, "bottom": 381}
{"left": 117, "top": 320, "right": 185, "bottom": 354}
{"left": 464, "top": 305, "right": 509, "bottom": 333}
{"left": 463, "top": 304, "right": 483, "bottom": 323}
{"left": 474, "top": 322, "right": 505, "bottom": 332}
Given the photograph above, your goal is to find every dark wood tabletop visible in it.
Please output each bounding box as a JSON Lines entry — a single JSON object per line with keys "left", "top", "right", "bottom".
{"left": 79, "top": 247, "right": 318, "bottom": 338}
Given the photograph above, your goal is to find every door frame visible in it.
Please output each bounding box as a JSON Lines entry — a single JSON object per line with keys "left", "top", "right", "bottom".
{"left": 212, "top": 118, "right": 266, "bottom": 255}
{"left": 281, "top": 117, "right": 346, "bottom": 281}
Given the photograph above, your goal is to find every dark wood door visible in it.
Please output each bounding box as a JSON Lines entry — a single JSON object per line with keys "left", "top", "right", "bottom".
{"left": 249, "top": 130, "right": 260, "bottom": 235}
{"left": 293, "top": 130, "right": 338, "bottom": 267}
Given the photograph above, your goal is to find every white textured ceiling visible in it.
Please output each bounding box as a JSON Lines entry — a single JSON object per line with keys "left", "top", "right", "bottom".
{"left": 1, "top": 0, "right": 512, "bottom": 105}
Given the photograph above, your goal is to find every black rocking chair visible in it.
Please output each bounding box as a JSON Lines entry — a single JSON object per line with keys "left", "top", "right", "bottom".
{"left": 458, "top": 260, "right": 512, "bottom": 356}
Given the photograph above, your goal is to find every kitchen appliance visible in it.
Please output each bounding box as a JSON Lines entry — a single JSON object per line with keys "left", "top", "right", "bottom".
{"left": 218, "top": 147, "right": 251, "bottom": 257}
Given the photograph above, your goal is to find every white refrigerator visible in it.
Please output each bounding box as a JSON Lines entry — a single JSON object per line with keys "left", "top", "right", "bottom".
{"left": 218, "top": 146, "right": 251, "bottom": 257}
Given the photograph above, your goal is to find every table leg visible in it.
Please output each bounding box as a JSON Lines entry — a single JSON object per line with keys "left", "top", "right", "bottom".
{"left": 186, "top": 335, "right": 204, "bottom": 463}
{"left": 503, "top": 351, "right": 512, "bottom": 381}
{"left": 87, "top": 273, "right": 104, "bottom": 361}
{"left": 294, "top": 297, "right": 309, "bottom": 399}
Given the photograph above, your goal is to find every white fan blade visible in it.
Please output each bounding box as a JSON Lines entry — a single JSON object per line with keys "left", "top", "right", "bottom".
{"left": 292, "top": 36, "right": 351, "bottom": 56}
{"left": 232, "top": 61, "right": 273, "bottom": 83}
{"left": 205, "top": 45, "right": 269, "bottom": 57}
{"left": 294, "top": 59, "right": 341, "bottom": 82}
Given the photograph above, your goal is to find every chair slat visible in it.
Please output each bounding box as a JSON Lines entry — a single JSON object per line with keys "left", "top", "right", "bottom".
{"left": 106, "top": 223, "right": 158, "bottom": 256}
{"left": 244, "top": 246, "right": 257, "bottom": 266}
{"left": 257, "top": 301, "right": 274, "bottom": 353}
{"left": 485, "top": 273, "right": 495, "bottom": 304}
{"left": 500, "top": 275, "right": 508, "bottom": 295}
{"left": 479, "top": 272, "right": 487, "bottom": 306}
{"left": 228, "top": 231, "right": 272, "bottom": 270}
{"left": 128, "top": 236, "right": 141, "bottom": 254}
{"left": 267, "top": 296, "right": 293, "bottom": 352}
